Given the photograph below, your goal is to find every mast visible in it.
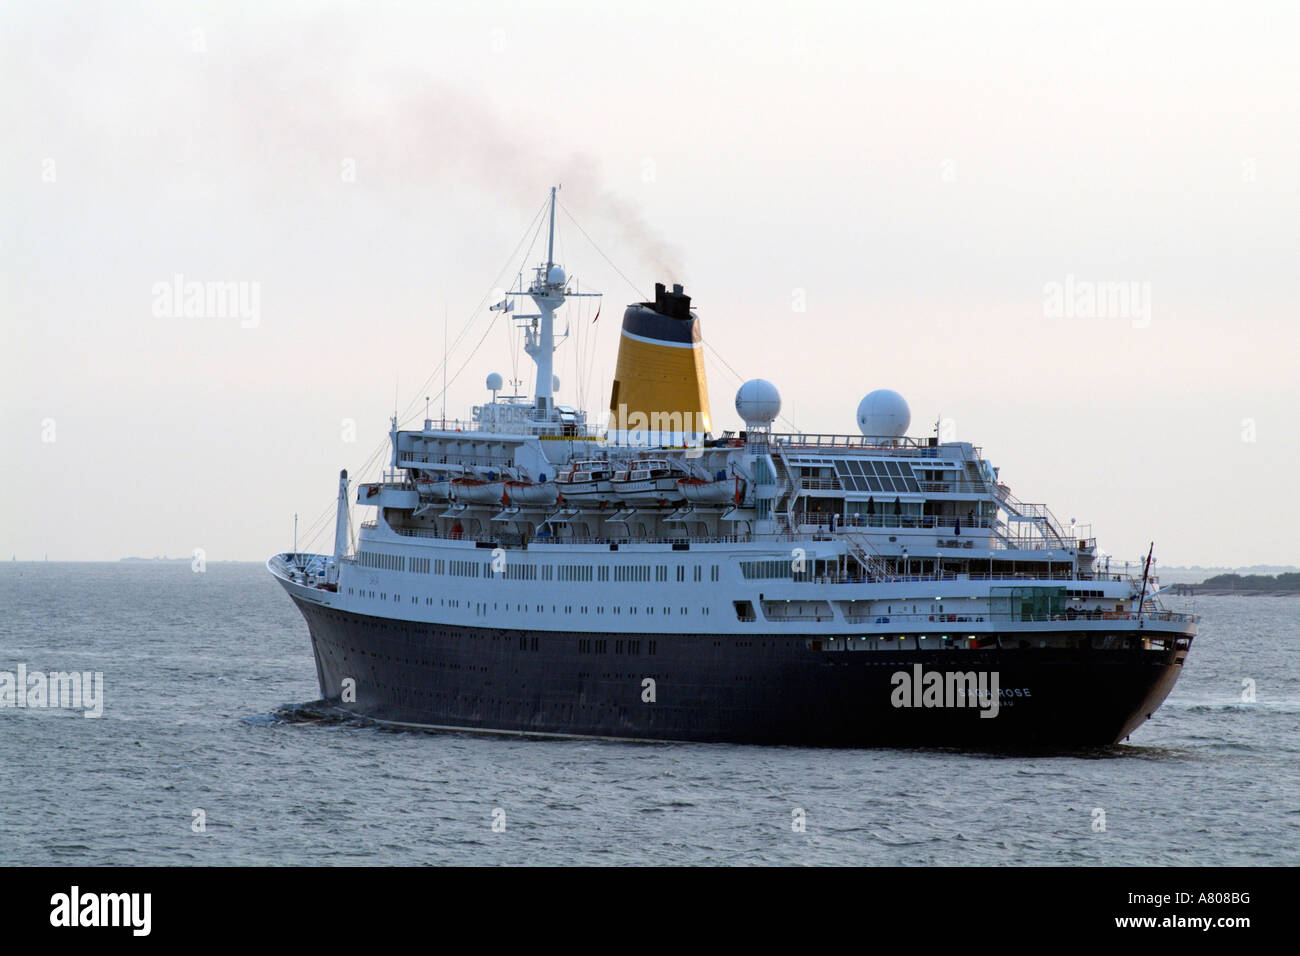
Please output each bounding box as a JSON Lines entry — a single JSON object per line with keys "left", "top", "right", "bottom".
{"left": 546, "top": 185, "right": 556, "bottom": 273}
{"left": 333, "top": 470, "right": 349, "bottom": 561}
{"left": 513, "top": 186, "right": 599, "bottom": 421}
{"left": 523, "top": 186, "right": 564, "bottom": 415}
{"left": 331, "top": 468, "right": 349, "bottom": 585}
{"left": 1136, "top": 542, "right": 1154, "bottom": 621}
{"left": 442, "top": 305, "right": 448, "bottom": 426}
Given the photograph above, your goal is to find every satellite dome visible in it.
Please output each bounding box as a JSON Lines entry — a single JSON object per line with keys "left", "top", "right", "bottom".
{"left": 485, "top": 372, "right": 504, "bottom": 391}
{"left": 735, "top": 379, "right": 781, "bottom": 427}
{"left": 551, "top": 375, "right": 561, "bottom": 392}
{"left": 857, "top": 389, "right": 911, "bottom": 438}
{"left": 547, "top": 265, "right": 566, "bottom": 287}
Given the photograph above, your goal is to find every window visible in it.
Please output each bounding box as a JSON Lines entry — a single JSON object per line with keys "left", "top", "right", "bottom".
{"left": 558, "top": 564, "right": 593, "bottom": 582}
{"left": 614, "top": 565, "right": 651, "bottom": 583}
{"left": 740, "top": 560, "right": 794, "bottom": 580}
{"left": 358, "top": 551, "right": 407, "bottom": 572}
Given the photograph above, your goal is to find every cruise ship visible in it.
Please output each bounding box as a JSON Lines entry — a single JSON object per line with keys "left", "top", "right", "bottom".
{"left": 269, "top": 188, "right": 1195, "bottom": 747}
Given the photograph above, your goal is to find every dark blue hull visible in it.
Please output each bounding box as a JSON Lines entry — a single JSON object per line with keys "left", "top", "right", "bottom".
{"left": 290, "top": 597, "right": 1188, "bottom": 747}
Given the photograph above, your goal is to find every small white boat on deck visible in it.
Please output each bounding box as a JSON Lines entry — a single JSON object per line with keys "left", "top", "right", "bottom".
{"left": 554, "top": 460, "right": 615, "bottom": 501}
{"left": 611, "top": 459, "right": 686, "bottom": 505}
{"left": 414, "top": 471, "right": 453, "bottom": 500}
{"left": 505, "top": 479, "right": 559, "bottom": 507}
{"left": 452, "top": 476, "right": 507, "bottom": 505}
{"left": 678, "top": 473, "right": 742, "bottom": 505}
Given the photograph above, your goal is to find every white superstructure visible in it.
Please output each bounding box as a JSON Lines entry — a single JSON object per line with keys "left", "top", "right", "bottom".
{"left": 272, "top": 187, "right": 1191, "bottom": 656}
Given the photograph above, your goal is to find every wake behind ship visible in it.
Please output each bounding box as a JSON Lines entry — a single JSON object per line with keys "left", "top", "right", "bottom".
{"left": 269, "top": 187, "right": 1195, "bottom": 747}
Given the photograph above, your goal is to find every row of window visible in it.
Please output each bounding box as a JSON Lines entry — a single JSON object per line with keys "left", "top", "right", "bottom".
{"left": 740, "top": 559, "right": 797, "bottom": 580}
{"left": 614, "top": 565, "right": 652, "bottom": 583}
{"left": 578, "top": 638, "right": 657, "bottom": 655}
{"left": 448, "top": 560, "right": 483, "bottom": 577}
{"left": 359, "top": 552, "right": 723, "bottom": 584}
{"left": 345, "top": 587, "right": 714, "bottom": 617}
{"left": 557, "top": 564, "right": 594, "bottom": 582}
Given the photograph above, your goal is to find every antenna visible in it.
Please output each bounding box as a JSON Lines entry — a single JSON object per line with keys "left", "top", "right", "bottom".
{"left": 546, "top": 185, "right": 558, "bottom": 272}
{"left": 441, "top": 304, "right": 448, "bottom": 426}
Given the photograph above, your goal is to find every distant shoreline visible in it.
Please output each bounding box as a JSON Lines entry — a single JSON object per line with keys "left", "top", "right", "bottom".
{"left": 1190, "top": 589, "right": 1300, "bottom": 596}
{"left": 1181, "top": 572, "right": 1300, "bottom": 596}
{"left": 4, "top": 559, "right": 256, "bottom": 564}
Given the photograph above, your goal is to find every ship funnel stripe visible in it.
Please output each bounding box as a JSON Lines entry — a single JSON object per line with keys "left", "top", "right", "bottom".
{"left": 620, "top": 328, "right": 702, "bottom": 349}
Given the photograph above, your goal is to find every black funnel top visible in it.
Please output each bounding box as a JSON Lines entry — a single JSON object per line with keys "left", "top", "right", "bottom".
{"left": 651, "top": 282, "right": 692, "bottom": 320}
{"left": 621, "top": 281, "right": 700, "bottom": 345}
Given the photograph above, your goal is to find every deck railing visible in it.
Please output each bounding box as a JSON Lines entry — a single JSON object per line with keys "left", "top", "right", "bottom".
{"left": 801, "top": 513, "right": 996, "bottom": 531}
{"left": 382, "top": 524, "right": 798, "bottom": 547}
{"left": 357, "top": 522, "right": 1135, "bottom": 583}
{"left": 839, "top": 610, "right": 1194, "bottom": 625}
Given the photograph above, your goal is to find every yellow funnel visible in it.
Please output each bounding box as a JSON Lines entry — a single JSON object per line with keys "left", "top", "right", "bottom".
{"left": 608, "top": 283, "right": 711, "bottom": 446}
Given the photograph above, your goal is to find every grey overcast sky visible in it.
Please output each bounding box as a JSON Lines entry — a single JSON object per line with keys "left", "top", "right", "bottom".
{"left": 2, "top": 0, "right": 1297, "bottom": 565}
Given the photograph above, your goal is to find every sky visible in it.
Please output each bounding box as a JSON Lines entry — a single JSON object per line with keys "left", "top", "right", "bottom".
{"left": 2, "top": 0, "right": 1297, "bottom": 565}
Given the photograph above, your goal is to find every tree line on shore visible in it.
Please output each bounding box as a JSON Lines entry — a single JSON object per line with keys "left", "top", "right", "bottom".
{"left": 1195, "top": 572, "right": 1300, "bottom": 593}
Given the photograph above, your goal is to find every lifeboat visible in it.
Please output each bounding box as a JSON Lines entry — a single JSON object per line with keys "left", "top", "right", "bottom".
{"left": 452, "top": 475, "right": 506, "bottom": 505}
{"left": 504, "top": 479, "right": 559, "bottom": 507}
{"left": 554, "top": 460, "right": 615, "bottom": 501}
{"left": 414, "top": 471, "right": 453, "bottom": 500}
{"left": 678, "top": 473, "right": 742, "bottom": 505}
{"left": 611, "top": 459, "right": 685, "bottom": 505}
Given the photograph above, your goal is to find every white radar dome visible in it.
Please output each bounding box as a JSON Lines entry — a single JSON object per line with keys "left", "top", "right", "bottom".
{"left": 552, "top": 375, "right": 561, "bottom": 392}
{"left": 486, "top": 372, "right": 504, "bottom": 391}
{"left": 547, "top": 266, "right": 566, "bottom": 286}
{"left": 735, "top": 379, "right": 781, "bottom": 427}
{"left": 857, "top": 389, "right": 911, "bottom": 437}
